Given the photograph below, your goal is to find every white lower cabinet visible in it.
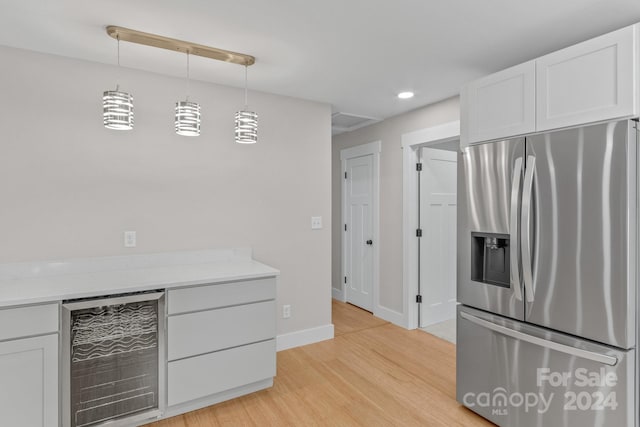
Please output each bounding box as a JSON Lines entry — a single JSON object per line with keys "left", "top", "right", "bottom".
{"left": 166, "top": 278, "right": 277, "bottom": 411}
{"left": 0, "top": 253, "right": 278, "bottom": 426}
{"left": 0, "top": 278, "right": 276, "bottom": 425}
{"left": 0, "top": 334, "right": 58, "bottom": 427}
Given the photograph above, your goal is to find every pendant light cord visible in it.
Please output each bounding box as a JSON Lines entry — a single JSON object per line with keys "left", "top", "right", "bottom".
{"left": 116, "top": 35, "right": 121, "bottom": 91}
{"left": 186, "top": 51, "right": 191, "bottom": 101}
{"left": 244, "top": 65, "right": 248, "bottom": 109}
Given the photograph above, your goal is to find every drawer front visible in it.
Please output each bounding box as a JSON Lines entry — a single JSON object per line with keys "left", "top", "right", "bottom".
{"left": 168, "top": 339, "right": 276, "bottom": 406}
{"left": 167, "top": 277, "right": 276, "bottom": 315}
{"left": 168, "top": 300, "right": 276, "bottom": 361}
{"left": 0, "top": 304, "right": 58, "bottom": 341}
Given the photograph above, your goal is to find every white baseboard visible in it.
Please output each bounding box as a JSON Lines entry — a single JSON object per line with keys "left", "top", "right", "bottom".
{"left": 374, "top": 305, "right": 406, "bottom": 328}
{"left": 331, "top": 287, "right": 345, "bottom": 301}
{"left": 276, "top": 324, "right": 334, "bottom": 351}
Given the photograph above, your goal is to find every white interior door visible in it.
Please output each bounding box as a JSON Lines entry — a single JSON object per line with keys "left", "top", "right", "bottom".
{"left": 345, "top": 154, "right": 374, "bottom": 311}
{"left": 419, "top": 147, "right": 457, "bottom": 327}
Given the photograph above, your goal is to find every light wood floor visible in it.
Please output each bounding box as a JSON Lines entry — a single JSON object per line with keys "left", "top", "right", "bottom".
{"left": 146, "top": 300, "right": 492, "bottom": 426}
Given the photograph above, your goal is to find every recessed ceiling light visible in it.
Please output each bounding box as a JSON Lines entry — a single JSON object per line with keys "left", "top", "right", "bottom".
{"left": 397, "top": 91, "right": 414, "bottom": 99}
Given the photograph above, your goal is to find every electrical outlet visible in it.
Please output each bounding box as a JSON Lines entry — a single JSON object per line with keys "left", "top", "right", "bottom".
{"left": 311, "top": 216, "right": 322, "bottom": 230}
{"left": 124, "top": 231, "right": 136, "bottom": 248}
{"left": 282, "top": 304, "right": 291, "bottom": 319}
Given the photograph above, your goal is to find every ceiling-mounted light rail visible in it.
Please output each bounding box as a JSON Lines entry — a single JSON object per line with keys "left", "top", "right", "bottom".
{"left": 106, "top": 25, "right": 255, "bottom": 66}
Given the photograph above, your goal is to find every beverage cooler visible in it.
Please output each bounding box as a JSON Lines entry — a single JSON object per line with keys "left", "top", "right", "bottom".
{"left": 62, "top": 291, "right": 165, "bottom": 427}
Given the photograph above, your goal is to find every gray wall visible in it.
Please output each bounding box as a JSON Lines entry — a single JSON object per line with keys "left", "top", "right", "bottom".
{"left": 332, "top": 97, "right": 459, "bottom": 315}
{"left": 0, "top": 46, "right": 332, "bottom": 337}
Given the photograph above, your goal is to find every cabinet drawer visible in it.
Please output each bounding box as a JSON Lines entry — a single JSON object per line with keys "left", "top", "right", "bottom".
{"left": 0, "top": 304, "right": 58, "bottom": 341}
{"left": 167, "top": 277, "right": 276, "bottom": 315}
{"left": 536, "top": 24, "right": 637, "bottom": 131}
{"left": 168, "top": 339, "right": 276, "bottom": 406}
{"left": 168, "top": 300, "right": 276, "bottom": 361}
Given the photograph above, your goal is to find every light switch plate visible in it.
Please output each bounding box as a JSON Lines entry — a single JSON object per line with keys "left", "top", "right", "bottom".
{"left": 311, "top": 216, "right": 322, "bottom": 230}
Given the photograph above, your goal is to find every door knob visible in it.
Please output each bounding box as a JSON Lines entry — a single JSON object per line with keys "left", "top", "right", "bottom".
{"left": 366, "top": 240, "right": 373, "bottom": 245}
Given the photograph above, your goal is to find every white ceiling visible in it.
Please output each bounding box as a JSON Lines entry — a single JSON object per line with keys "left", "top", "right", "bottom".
{"left": 1, "top": 0, "right": 640, "bottom": 122}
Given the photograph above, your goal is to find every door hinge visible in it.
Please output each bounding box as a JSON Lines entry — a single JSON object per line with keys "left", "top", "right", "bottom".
{"left": 416, "top": 295, "right": 422, "bottom": 303}
{"left": 345, "top": 171, "right": 347, "bottom": 179}
{"left": 416, "top": 228, "right": 422, "bottom": 237}
{"left": 416, "top": 163, "right": 422, "bottom": 171}
{"left": 344, "top": 276, "right": 347, "bottom": 284}
{"left": 344, "top": 224, "right": 347, "bottom": 231}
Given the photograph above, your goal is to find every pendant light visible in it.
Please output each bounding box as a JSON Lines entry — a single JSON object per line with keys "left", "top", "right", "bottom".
{"left": 235, "top": 66, "right": 258, "bottom": 144}
{"left": 175, "top": 51, "right": 201, "bottom": 136}
{"left": 103, "top": 35, "right": 134, "bottom": 130}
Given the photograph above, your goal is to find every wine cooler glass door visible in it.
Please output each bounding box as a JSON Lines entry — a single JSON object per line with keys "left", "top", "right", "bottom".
{"left": 62, "top": 292, "right": 165, "bottom": 427}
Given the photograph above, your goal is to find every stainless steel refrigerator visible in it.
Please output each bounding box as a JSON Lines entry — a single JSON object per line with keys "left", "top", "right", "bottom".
{"left": 456, "top": 119, "right": 638, "bottom": 426}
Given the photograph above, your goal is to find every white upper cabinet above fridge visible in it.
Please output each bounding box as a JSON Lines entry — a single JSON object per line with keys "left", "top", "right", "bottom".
{"left": 461, "top": 61, "right": 536, "bottom": 145}
{"left": 536, "top": 24, "right": 638, "bottom": 132}
{"left": 461, "top": 23, "right": 640, "bottom": 146}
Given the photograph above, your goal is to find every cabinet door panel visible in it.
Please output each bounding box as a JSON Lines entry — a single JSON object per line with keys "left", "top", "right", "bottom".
{"left": 537, "top": 24, "right": 637, "bottom": 131}
{"left": 0, "top": 334, "right": 58, "bottom": 427}
{"left": 463, "top": 61, "right": 536, "bottom": 144}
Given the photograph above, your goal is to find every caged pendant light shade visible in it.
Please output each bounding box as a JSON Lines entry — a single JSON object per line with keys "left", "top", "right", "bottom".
{"left": 103, "top": 36, "right": 134, "bottom": 130}
{"left": 175, "top": 101, "right": 201, "bottom": 136}
{"left": 103, "top": 87, "right": 134, "bottom": 130}
{"left": 175, "top": 51, "right": 201, "bottom": 136}
{"left": 235, "top": 110, "right": 258, "bottom": 143}
{"left": 235, "top": 66, "right": 258, "bottom": 144}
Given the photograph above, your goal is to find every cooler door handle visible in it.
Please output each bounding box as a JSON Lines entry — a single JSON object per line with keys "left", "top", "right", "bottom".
{"left": 510, "top": 157, "right": 523, "bottom": 301}
{"left": 521, "top": 155, "right": 536, "bottom": 303}
{"left": 460, "top": 311, "right": 618, "bottom": 366}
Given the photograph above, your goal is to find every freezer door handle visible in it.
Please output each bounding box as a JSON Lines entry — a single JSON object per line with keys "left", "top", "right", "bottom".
{"left": 510, "top": 157, "right": 523, "bottom": 301}
{"left": 521, "top": 155, "right": 536, "bottom": 303}
{"left": 460, "top": 311, "right": 618, "bottom": 366}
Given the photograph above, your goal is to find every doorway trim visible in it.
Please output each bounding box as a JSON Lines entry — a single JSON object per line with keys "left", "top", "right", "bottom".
{"left": 340, "top": 141, "right": 381, "bottom": 315}
{"left": 401, "top": 121, "right": 460, "bottom": 329}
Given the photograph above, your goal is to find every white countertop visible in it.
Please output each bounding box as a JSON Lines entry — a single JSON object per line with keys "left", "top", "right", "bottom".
{"left": 0, "top": 248, "right": 279, "bottom": 308}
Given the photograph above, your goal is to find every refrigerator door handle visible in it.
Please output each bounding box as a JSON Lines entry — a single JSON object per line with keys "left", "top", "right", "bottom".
{"left": 460, "top": 311, "right": 618, "bottom": 366}
{"left": 510, "top": 157, "right": 523, "bottom": 301}
{"left": 521, "top": 155, "right": 536, "bottom": 303}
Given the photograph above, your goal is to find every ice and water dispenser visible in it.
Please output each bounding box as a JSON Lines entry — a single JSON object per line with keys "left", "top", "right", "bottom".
{"left": 470, "top": 232, "right": 510, "bottom": 287}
